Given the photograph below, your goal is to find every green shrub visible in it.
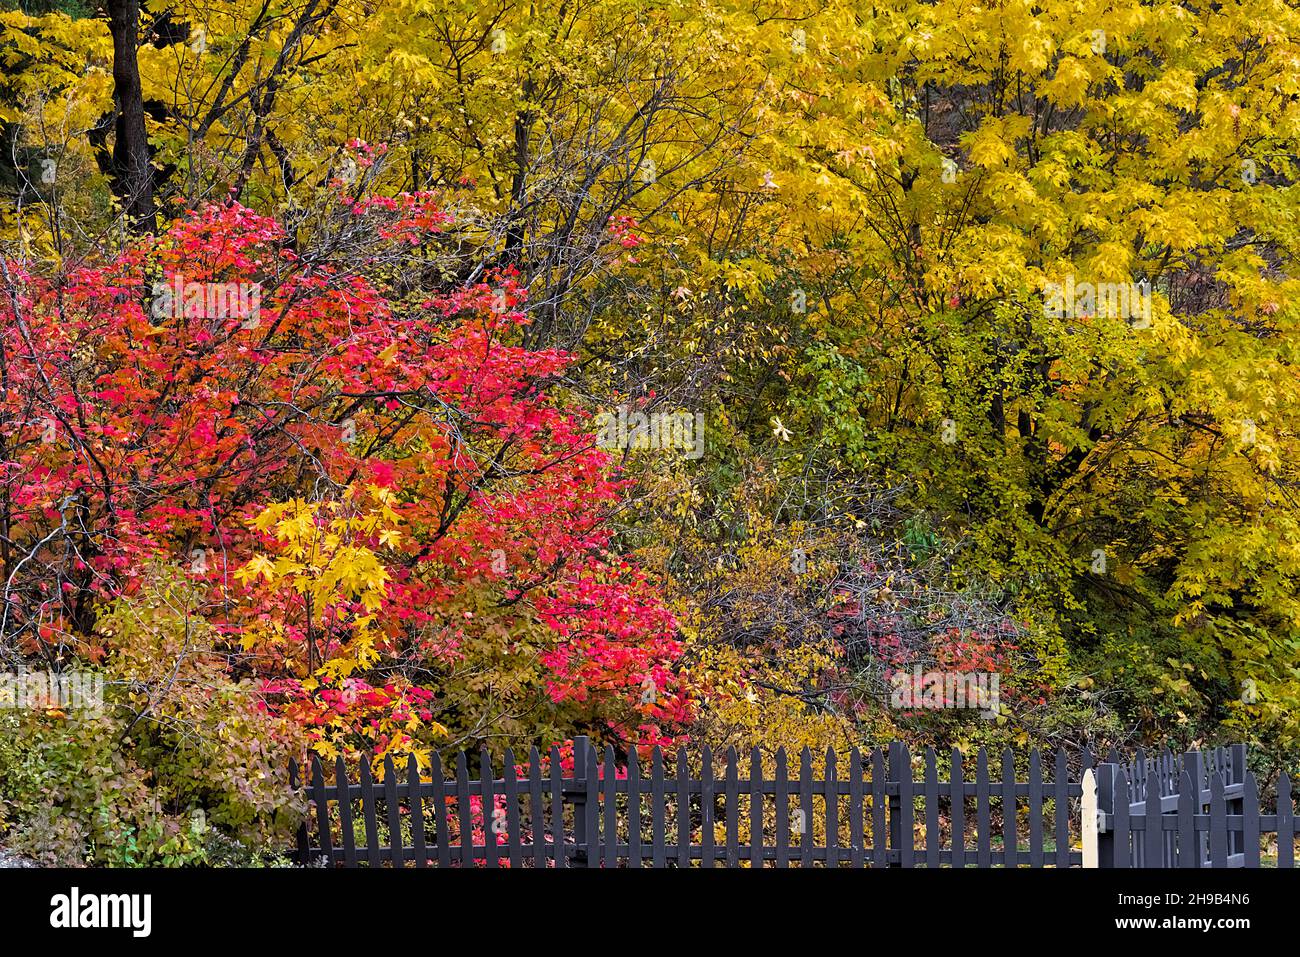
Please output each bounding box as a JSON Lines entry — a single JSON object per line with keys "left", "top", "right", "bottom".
{"left": 0, "top": 568, "right": 307, "bottom": 866}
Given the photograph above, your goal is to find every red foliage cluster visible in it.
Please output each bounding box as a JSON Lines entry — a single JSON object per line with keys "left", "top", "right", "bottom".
{"left": 0, "top": 199, "right": 690, "bottom": 751}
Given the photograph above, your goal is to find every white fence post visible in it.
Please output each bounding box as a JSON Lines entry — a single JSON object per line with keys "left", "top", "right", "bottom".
{"left": 1081, "top": 768, "right": 1098, "bottom": 868}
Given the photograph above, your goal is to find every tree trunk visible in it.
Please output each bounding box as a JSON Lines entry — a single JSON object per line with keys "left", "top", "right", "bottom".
{"left": 106, "top": 0, "right": 156, "bottom": 232}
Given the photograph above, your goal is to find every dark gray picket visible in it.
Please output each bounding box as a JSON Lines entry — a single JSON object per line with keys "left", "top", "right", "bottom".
{"left": 548, "top": 745, "right": 566, "bottom": 869}
{"left": 336, "top": 755, "right": 357, "bottom": 867}
{"left": 528, "top": 747, "right": 546, "bottom": 868}
{"left": 603, "top": 746, "right": 617, "bottom": 869}
{"left": 503, "top": 748, "right": 522, "bottom": 868}
{"left": 583, "top": 741, "right": 599, "bottom": 868}
{"left": 359, "top": 757, "right": 381, "bottom": 867}
{"left": 652, "top": 747, "right": 667, "bottom": 868}
{"left": 1228, "top": 745, "right": 1246, "bottom": 859}
{"left": 382, "top": 756, "right": 402, "bottom": 867}
{"left": 1161, "top": 750, "right": 1175, "bottom": 865}
{"left": 849, "top": 748, "right": 864, "bottom": 868}
{"left": 1177, "top": 770, "right": 1198, "bottom": 868}
{"left": 725, "top": 747, "right": 739, "bottom": 868}
{"left": 676, "top": 747, "right": 690, "bottom": 867}
{"left": 628, "top": 748, "right": 643, "bottom": 868}
{"left": 480, "top": 750, "right": 497, "bottom": 869}
{"left": 924, "top": 748, "right": 939, "bottom": 868}
{"left": 310, "top": 756, "right": 334, "bottom": 865}
{"left": 750, "top": 747, "right": 764, "bottom": 868}
{"left": 1028, "top": 749, "right": 1043, "bottom": 867}
{"left": 1243, "top": 772, "right": 1259, "bottom": 868}
{"left": 951, "top": 748, "right": 966, "bottom": 869}
{"left": 455, "top": 752, "right": 473, "bottom": 867}
{"left": 1183, "top": 749, "right": 1206, "bottom": 867}
{"left": 976, "top": 748, "right": 991, "bottom": 868}
{"left": 1279, "top": 774, "right": 1294, "bottom": 869}
{"left": 799, "top": 747, "right": 813, "bottom": 867}
{"left": 775, "top": 747, "right": 790, "bottom": 868}
{"left": 825, "top": 748, "right": 840, "bottom": 868}
{"left": 1144, "top": 770, "right": 1162, "bottom": 867}
{"left": 1112, "top": 768, "right": 1130, "bottom": 868}
{"left": 870, "top": 748, "right": 886, "bottom": 868}
{"left": 1209, "top": 772, "right": 1227, "bottom": 868}
{"left": 431, "top": 752, "right": 450, "bottom": 867}
{"left": 701, "top": 746, "right": 715, "bottom": 868}
{"left": 896, "top": 744, "right": 914, "bottom": 868}
{"left": 1001, "top": 749, "right": 1016, "bottom": 868}
{"left": 406, "top": 755, "right": 426, "bottom": 868}
{"left": 1053, "top": 748, "right": 1068, "bottom": 868}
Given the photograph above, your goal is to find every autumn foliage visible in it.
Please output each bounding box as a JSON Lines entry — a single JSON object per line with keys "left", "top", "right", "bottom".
{"left": 1, "top": 201, "right": 689, "bottom": 764}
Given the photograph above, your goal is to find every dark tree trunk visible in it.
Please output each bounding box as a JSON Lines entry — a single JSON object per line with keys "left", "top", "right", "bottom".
{"left": 106, "top": 0, "right": 156, "bottom": 233}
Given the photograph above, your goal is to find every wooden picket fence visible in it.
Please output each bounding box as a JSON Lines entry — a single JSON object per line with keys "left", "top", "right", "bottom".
{"left": 1095, "top": 743, "right": 1297, "bottom": 868}
{"left": 291, "top": 738, "right": 1294, "bottom": 867}
{"left": 294, "top": 737, "right": 1097, "bottom": 867}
